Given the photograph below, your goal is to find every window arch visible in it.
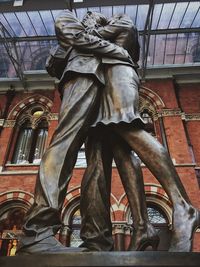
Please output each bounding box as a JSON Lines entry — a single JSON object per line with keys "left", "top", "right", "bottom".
{"left": 11, "top": 105, "right": 49, "bottom": 164}
{"left": 0, "top": 201, "right": 28, "bottom": 256}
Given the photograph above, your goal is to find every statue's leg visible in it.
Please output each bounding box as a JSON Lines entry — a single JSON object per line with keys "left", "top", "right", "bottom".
{"left": 80, "top": 127, "right": 114, "bottom": 251}
{"left": 111, "top": 134, "right": 159, "bottom": 251}
{"left": 18, "top": 77, "right": 100, "bottom": 253}
{"left": 113, "top": 125, "right": 200, "bottom": 252}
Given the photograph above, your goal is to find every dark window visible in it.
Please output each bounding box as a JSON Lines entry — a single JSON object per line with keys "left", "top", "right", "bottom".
{"left": 0, "top": 58, "right": 9, "bottom": 78}
{"left": 12, "top": 120, "right": 48, "bottom": 164}
{"left": 193, "top": 46, "right": 200, "bottom": 62}
{"left": 141, "top": 109, "right": 155, "bottom": 136}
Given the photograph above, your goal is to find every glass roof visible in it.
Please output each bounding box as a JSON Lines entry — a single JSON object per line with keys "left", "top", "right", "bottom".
{"left": 0, "top": 0, "right": 200, "bottom": 79}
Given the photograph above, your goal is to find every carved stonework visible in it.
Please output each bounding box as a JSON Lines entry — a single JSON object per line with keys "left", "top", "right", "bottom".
{"left": 4, "top": 120, "right": 16, "bottom": 128}
{"left": 50, "top": 113, "right": 59, "bottom": 120}
{"left": 184, "top": 114, "right": 200, "bottom": 121}
{"left": 158, "top": 109, "right": 183, "bottom": 117}
{"left": 0, "top": 119, "right": 4, "bottom": 126}
{"left": 112, "top": 223, "right": 126, "bottom": 235}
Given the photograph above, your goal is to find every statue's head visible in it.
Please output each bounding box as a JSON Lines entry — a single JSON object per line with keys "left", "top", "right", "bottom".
{"left": 82, "top": 11, "right": 108, "bottom": 28}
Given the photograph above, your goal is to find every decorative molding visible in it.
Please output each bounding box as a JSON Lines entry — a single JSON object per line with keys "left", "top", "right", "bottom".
{"left": 50, "top": 113, "right": 59, "bottom": 120}
{"left": 184, "top": 114, "right": 200, "bottom": 121}
{"left": 112, "top": 223, "right": 126, "bottom": 234}
{"left": 158, "top": 109, "right": 183, "bottom": 117}
{"left": 3, "top": 120, "right": 16, "bottom": 128}
{"left": 0, "top": 119, "right": 4, "bottom": 126}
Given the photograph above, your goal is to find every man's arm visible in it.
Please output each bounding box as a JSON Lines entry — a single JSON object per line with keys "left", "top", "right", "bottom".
{"left": 55, "top": 10, "right": 132, "bottom": 63}
{"left": 95, "top": 14, "right": 134, "bottom": 41}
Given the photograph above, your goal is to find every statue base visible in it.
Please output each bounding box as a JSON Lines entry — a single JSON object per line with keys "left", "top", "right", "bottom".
{"left": 1, "top": 251, "right": 200, "bottom": 267}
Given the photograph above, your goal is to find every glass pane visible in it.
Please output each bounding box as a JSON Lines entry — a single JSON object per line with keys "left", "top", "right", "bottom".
{"left": 70, "top": 209, "right": 82, "bottom": 247}
{"left": 0, "top": 13, "right": 15, "bottom": 36}
{"left": 192, "top": 8, "right": 200, "bottom": 28}
{"left": 3, "top": 12, "right": 26, "bottom": 36}
{"left": 147, "top": 207, "right": 167, "bottom": 224}
{"left": 71, "top": 209, "right": 81, "bottom": 225}
{"left": 163, "top": 34, "right": 177, "bottom": 65}
{"left": 70, "top": 229, "right": 82, "bottom": 247}
{"left": 152, "top": 35, "right": 165, "bottom": 65}
{"left": 39, "top": 10, "right": 55, "bottom": 36}
{"left": 126, "top": 5, "right": 137, "bottom": 25}
{"left": 15, "top": 12, "right": 36, "bottom": 36}
{"left": 174, "top": 33, "right": 188, "bottom": 64}
{"left": 27, "top": 11, "right": 48, "bottom": 36}
{"left": 12, "top": 128, "right": 33, "bottom": 164}
{"left": 101, "top": 6, "right": 113, "bottom": 19}
{"left": 136, "top": 5, "right": 149, "bottom": 30}
{"left": 180, "top": 2, "right": 200, "bottom": 28}
{"left": 157, "top": 3, "right": 176, "bottom": 29}
{"left": 33, "top": 128, "right": 48, "bottom": 164}
{"left": 113, "top": 5, "right": 125, "bottom": 15}
{"left": 169, "top": 2, "right": 189, "bottom": 29}
{"left": 151, "top": 4, "right": 163, "bottom": 30}
{"left": 52, "top": 10, "right": 62, "bottom": 21}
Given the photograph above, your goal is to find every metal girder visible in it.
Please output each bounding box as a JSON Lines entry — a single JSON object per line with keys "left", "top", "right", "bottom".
{"left": 141, "top": 0, "right": 155, "bottom": 80}
{"left": 0, "top": 22, "right": 26, "bottom": 87}
{"left": 0, "top": 0, "right": 199, "bottom": 12}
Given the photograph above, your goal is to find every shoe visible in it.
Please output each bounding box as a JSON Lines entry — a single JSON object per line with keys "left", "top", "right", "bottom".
{"left": 128, "top": 223, "right": 160, "bottom": 251}
{"left": 16, "top": 236, "right": 87, "bottom": 255}
{"left": 169, "top": 207, "right": 200, "bottom": 252}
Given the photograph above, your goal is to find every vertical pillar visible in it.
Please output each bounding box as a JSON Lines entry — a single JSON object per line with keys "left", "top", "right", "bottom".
{"left": 112, "top": 223, "right": 126, "bottom": 251}
{"left": 59, "top": 225, "right": 72, "bottom": 247}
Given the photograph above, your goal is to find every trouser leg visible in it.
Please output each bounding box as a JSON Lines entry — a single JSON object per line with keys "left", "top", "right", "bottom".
{"left": 21, "top": 77, "right": 100, "bottom": 246}
{"left": 80, "top": 127, "right": 114, "bottom": 251}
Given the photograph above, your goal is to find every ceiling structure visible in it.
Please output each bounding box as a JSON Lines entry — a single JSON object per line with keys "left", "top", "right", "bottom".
{"left": 0, "top": 0, "right": 200, "bottom": 83}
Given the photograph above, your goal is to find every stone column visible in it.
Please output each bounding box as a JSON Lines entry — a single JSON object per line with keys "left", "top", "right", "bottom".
{"left": 112, "top": 223, "right": 126, "bottom": 251}
{"left": 59, "top": 225, "right": 72, "bottom": 247}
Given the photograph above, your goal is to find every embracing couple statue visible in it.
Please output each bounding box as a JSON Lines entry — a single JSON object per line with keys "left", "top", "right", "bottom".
{"left": 17, "top": 0, "right": 200, "bottom": 255}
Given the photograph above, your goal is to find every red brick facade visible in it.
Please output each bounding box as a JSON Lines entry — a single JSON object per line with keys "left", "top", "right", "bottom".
{"left": 0, "top": 76, "right": 200, "bottom": 254}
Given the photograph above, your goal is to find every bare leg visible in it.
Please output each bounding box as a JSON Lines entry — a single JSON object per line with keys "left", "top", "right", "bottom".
{"left": 110, "top": 134, "right": 159, "bottom": 250}
{"left": 113, "top": 124, "right": 200, "bottom": 252}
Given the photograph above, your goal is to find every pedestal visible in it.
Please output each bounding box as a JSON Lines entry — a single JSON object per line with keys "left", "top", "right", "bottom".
{"left": 1, "top": 251, "right": 200, "bottom": 267}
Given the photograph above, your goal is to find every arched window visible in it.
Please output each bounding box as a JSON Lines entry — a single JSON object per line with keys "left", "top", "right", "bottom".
{"left": 12, "top": 119, "right": 48, "bottom": 164}
{"left": 0, "top": 202, "right": 28, "bottom": 256}
{"left": 127, "top": 203, "right": 171, "bottom": 251}
{"left": 69, "top": 208, "right": 82, "bottom": 248}
{"left": 12, "top": 106, "right": 49, "bottom": 165}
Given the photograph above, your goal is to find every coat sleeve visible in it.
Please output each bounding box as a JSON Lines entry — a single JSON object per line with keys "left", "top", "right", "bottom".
{"left": 55, "top": 10, "right": 132, "bottom": 63}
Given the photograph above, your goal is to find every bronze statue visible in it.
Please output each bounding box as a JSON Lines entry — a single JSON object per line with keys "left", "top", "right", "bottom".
{"left": 16, "top": 1, "right": 200, "bottom": 254}
{"left": 16, "top": 6, "right": 133, "bottom": 255}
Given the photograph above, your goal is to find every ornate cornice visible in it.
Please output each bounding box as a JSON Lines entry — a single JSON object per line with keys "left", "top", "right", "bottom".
{"left": 3, "top": 120, "right": 16, "bottom": 128}
{"left": 183, "top": 114, "right": 200, "bottom": 121}
{"left": 0, "top": 119, "right": 4, "bottom": 126}
{"left": 50, "top": 113, "right": 59, "bottom": 120}
{"left": 158, "top": 109, "right": 183, "bottom": 117}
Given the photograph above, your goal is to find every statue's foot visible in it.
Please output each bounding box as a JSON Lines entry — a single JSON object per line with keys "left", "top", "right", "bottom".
{"left": 128, "top": 223, "right": 159, "bottom": 251}
{"left": 169, "top": 207, "right": 200, "bottom": 252}
{"left": 16, "top": 236, "right": 87, "bottom": 255}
